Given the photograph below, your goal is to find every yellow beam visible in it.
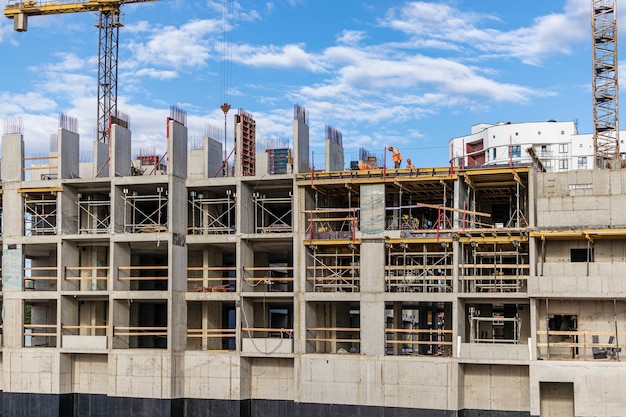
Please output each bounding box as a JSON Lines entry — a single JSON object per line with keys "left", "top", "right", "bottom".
{"left": 530, "top": 228, "right": 626, "bottom": 240}
{"left": 18, "top": 186, "right": 63, "bottom": 194}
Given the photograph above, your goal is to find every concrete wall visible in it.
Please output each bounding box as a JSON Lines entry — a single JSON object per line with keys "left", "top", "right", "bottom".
{"left": 536, "top": 169, "right": 626, "bottom": 227}
{"left": 463, "top": 364, "right": 529, "bottom": 412}
{"left": 299, "top": 356, "right": 458, "bottom": 411}
{"left": 530, "top": 362, "right": 626, "bottom": 417}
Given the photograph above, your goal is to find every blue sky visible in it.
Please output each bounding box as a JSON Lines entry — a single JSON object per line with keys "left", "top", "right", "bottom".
{"left": 0, "top": 0, "right": 616, "bottom": 168}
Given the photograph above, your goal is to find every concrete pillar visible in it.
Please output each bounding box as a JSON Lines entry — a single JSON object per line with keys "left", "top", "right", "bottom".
{"left": 392, "top": 302, "right": 402, "bottom": 355}
{"left": 60, "top": 241, "right": 80, "bottom": 291}
{"left": 293, "top": 117, "right": 309, "bottom": 173}
{"left": 238, "top": 182, "right": 253, "bottom": 234}
{"left": 1, "top": 133, "right": 24, "bottom": 182}
{"left": 58, "top": 127, "right": 79, "bottom": 179}
{"left": 325, "top": 135, "right": 344, "bottom": 172}
{"left": 93, "top": 141, "right": 108, "bottom": 177}
{"left": 110, "top": 123, "right": 132, "bottom": 177}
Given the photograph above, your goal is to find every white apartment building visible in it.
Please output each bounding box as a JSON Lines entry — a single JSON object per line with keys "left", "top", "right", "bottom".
{"left": 449, "top": 121, "right": 602, "bottom": 171}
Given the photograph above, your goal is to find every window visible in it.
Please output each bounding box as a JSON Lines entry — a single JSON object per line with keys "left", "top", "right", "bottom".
{"left": 571, "top": 248, "right": 594, "bottom": 262}
{"left": 538, "top": 131, "right": 542, "bottom": 135}
{"left": 578, "top": 157, "right": 587, "bottom": 170}
{"left": 515, "top": 132, "right": 519, "bottom": 136}
{"left": 544, "top": 161, "right": 552, "bottom": 171}
{"left": 559, "top": 143, "right": 569, "bottom": 153}
{"left": 511, "top": 145, "right": 521, "bottom": 158}
{"left": 493, "top": 148, "right": 497, "bottom": 159}
{"left": 561, "top": 131, "right": 565, "bottom": 135}
{"left": 559, "top": 159, "right": 568, "bottom": 170}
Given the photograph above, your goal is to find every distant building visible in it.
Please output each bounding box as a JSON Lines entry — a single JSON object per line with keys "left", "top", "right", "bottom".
{"left": 449, "top": 120, "right": 605, "bottom": 171}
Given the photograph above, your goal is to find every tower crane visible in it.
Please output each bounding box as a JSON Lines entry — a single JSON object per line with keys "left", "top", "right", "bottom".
{"left": 4, "top": 0, "right": 157, "bottom": 144}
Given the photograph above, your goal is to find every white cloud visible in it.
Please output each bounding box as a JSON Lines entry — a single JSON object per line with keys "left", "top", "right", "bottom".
{"left": 126, "top": 19, "right": 221, "bottom": 70}
{"left": 337, "top": 30, "right": 366, "bottom": 46}
{"left": 232, "top": 43, "right": 326, "bottom": 72}
{"left": 380, "top": 0, "right": 589, "bottom": 65}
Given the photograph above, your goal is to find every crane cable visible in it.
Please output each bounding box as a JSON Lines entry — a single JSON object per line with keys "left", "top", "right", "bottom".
{"left": 220, "top": 0, "right": 234, "bottom": 172}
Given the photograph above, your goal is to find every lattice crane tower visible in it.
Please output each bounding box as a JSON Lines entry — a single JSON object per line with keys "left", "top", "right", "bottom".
{"left": 592, "top": 0, "right": 620, "bottom": 168}
{"left": 4, "top": 0, "right": 157, "bottom": 144}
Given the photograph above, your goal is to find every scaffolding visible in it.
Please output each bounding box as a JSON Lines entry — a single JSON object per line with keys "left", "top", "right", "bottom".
{"left": 307, "top": 245, "right": 360, "bottom": 292}
{"left": 253, "top": 192, "right": 292, "bottom": 233}
{"left": 77, "top": 193, "right": 111, "bottom": 234}
{"left": 122, "top": 187, "right": 168, "bottom": 233}
{"left": 188, "top": 190, "right": 236, "bottom": 234}
{"left": 304, "top": 208, "right": 358, "bottom": 241}
{"left": 24, "top": 192, "right": 57, "bottom": 235}
{"left": 459, "top": 239, "right": 528, "bottom": 293}
{"left": 385, "top": 243, "right": 452, "bottom": 293}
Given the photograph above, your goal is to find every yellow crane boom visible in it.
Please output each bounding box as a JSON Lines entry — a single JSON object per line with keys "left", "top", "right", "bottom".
{"left": 4, "top": 0, "right": 157, "bottom": 144}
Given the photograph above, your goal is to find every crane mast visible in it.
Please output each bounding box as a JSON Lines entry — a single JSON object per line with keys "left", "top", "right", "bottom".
{"left": 592, "top": 0, "right": 620, "bottom": 168}
{"left": 4, "top": 0, "right": 157, "bottom": 144}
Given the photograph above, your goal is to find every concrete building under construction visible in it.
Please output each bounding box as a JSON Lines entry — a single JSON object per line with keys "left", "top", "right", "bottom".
{"left": 0, "top": 105, "right": 625, "bottom": 417}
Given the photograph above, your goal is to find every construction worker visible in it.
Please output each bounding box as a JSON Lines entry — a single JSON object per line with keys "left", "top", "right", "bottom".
{"left": 388, "top": 146, "right": 402, "bottom": 168}
{"left": 406, "top": 158, "right": 415, "bottom": 169}
{"left": 357, "top": 160, "right": 372, "bottom": 170}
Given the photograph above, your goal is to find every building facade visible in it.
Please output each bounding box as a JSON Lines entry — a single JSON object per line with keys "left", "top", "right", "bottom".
{"left": 448, "top": 121, "right": 609, "bottom": 171}
{"left": 0, "top": 113, "right": 624, "bottom": 417}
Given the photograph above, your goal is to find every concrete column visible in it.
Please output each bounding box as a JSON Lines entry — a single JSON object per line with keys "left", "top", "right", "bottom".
{"left": 167, "top": 119, "right": 187, "bottom": 179}
{"left": 93, "top": 141, "right": 108, "bottom": 177}
{"left": 105, "top": 123, "right": 131, "bottom": 177}
{"left": 1, "top": 133, "right": 24, "bottom": 182}
{"left": 60, "top": 241, "right": 80, "bottom": 291}
{"left": 58, "top": 127, "right": 79, "bottom": 179}
{"left": 238, "top": 182, "right": 253, "bottom": 234}
{"left": 293, "top": 118, "right": 309, "bottom": 173}
{"left": 392, "top": 302, "right": 402, "bottom": 355}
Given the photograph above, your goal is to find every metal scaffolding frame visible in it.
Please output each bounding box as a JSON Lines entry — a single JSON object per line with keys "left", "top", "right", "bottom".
{"left": 253, "top": 192, "right": 292, "bottom": 233}
{"left": 385, "top": 243, "right": 452, "bottom": 293}
{"left": 189, "top": 190, "right": 236, "bottom": 234}
{"left": 459, "top": 240, "right": 528, "bottom": 293}
{"left": 24, "top": 193, "right": 57, "bottom": 235}
{"left": 122, "top": 187, "right": 168, "bottom": 233}
{"left": 307, "top": 245, "right": 360, "bottom": 292}
{"left": 77, "top": 193, "right": 111, "bottom": 234}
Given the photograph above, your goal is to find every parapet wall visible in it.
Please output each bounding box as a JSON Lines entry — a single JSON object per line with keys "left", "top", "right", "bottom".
{"left": 536, "top": 169, "right": 626, "bottom": 227}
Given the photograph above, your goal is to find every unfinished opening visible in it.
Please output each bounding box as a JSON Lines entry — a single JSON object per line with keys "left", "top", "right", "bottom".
{"left": 303, "top": 184, "right": 360, "bottom": 241}
{"left": 241, "top": 240, "right": 293, "bottom": 293}
{"left": 306, "top": 301, "right": 360, "bottom": 354}
{"left": 24, "top": 299, "right": 57, "bottom": 347}
{"left": 116, "top": 243, "right": 168, "bottom": 291}
{"left": 63, "top": 242, "right": 109, "bottom": 292}
{"left": 60, "top": 296, "right": 108, "bottom": 350}
{"left": 77, "top": 191, "right": 111, "bottom": 234}
{"left": 306, "top": 244, "right": 359, "bottom": 292}
{"left": 241, "top": 298, "right": 293, "bottom": 355}
{"left": 459, "top": 240, "right": 528, "bottom": 293}
{"left": 385, "top": 242, "right": 452, "bottom": 293}
{"left": 253, "top": 190, "right": 293, "bottom": 233}
{"left": 570, "top": 248, "right": 594, "bottom": 262}
{"left": 113, "top": 299, "right": 167, "bottom": 349}
{"left": 121, "top": 185, "right": 168, "bottom": 233}
{"left": 384, "top": 180, "right": 454, "bottom": 233}
{"left": 460, "top": 169, "right": 528, "bottom": 229}
{"left": 466, "top": 303, "right": 529, "bottom": 344}
{"left": 23, "top": 191, "right": 58, "bottom": 236}
{"left": 188, "top": 187, "right": 236, "bottom": 234}
{"left": 24, "top": 243, "right": 57, "bottom": 291}
{"left": 385, "top": 301, "right": 452, "bottom": 356}
{"left": 187, "top": 243, "right": 236, "bottom": 292}
{"left": 187, "top": 301, "right": 236, "bottom": 351}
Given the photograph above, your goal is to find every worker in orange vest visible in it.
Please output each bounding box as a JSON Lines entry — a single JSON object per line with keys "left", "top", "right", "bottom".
{"left": 388, "top": 146, "right": 402, "bottom": 168}
{"left": 406, "top": 158, "right": 415, "bottom": 169}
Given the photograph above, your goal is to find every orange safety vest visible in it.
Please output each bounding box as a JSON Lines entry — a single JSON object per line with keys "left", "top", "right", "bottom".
{"left": 392, "top": 149, "right": 402, "bottom": 163}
